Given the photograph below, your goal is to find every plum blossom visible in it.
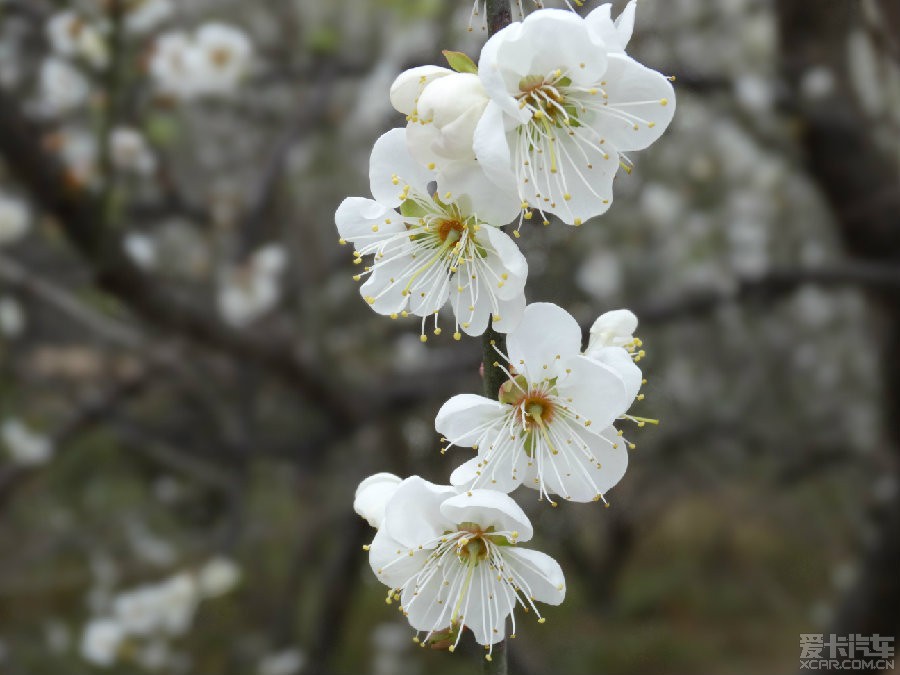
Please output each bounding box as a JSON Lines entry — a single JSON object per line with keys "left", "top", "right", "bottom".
{"left": 354, "top": 472, "right": 402, "bottom": 528}
{"left": 0, "top": 296, "right": 25, "bottom": 338}
{"left": 437, "top": 302, "right": 644, "bottom": 503}
{"left": 110, "top": 127, "right": 157, "bottom": 175}
{"left": 391, "top": 67, "right": 518, "bottom": 224}
{"left": 39, "top": 57, "right": 90, "bottom": 115}
{"left": 125, "top": 0, "right": 174, "bottom": 35}
{"left": 1, "top": 419, "right": 53, "bottom": 466}
{"left": 335, "top": 128, "right": 527, "bottom": 339}
{"left": 196, "top": 557, "right": 241, "bottom": 598}
{"left": 0, "top": 194, "right": 30, "bottom": 245}
{"left": 217, "top": 245, "right": 287, "bottom": 328}
{"left": 474, "top": 5, "right": 675, "bottom": 225}
{"left": 80, "top": 619, "right": 125, "bottom": 667}
{"left": 362, "top": 475, "right": 565, "bottom": 655}
{"left": 46, "top": 11, "right": 108, "bottom": 69}
{"left": 150, "top": 24, "right": 253, "bottom": 99}
{"left": 188, "top": 23, "right": 253, "bottom": 95}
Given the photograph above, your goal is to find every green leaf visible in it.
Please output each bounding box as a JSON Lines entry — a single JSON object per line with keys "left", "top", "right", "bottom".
{"left": 442, "top": 50, "right": 478, "bottom": 74}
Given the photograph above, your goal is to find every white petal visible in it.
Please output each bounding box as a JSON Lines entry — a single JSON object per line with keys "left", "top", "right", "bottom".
{"left": 586, "top": 346, "right": 642, "bottom": 403}
{"left": 587, "top": 308, "right": 638, "bottom": 349}
{"left": 527, "top": 423, "right": 627, "bottom": 501}
{"left": 592, "top": 54, "right": 675, "bottom": 154}
{"left": 460, "top": 562, "right": 516, "bottom": 646}
{"left": 490, "top": 290, "right": 526, "bottom": 335}
{"left": 368, "top": 525, "right": 433, "bottom": 589}
{"left": 557, "top": 355, "right": 629, "bottom": 431}
{"left": 479, "top": 225, "right": 528, "bottom": 299}
{"left": 354, "top": 472, "right": 403, "bottom": 529}
{"left": 359, "top": 255, "right": 412, "bottom": 315}
{"left": 439, "top": 490, "right": 533, "bottom": 542}
{"left": 502, "top": 547, "right": 566, "bottom": 605}
{"left": 506, "top": 302, "right": 582, "bottom": 381}
{"left": 449, "top": 271, "right": 494, "bottom": 336}
{"left": 436, "top": 394, "right": 506, "bottom": 446}
{"left": 586, "top": 0, "right": 635, "bottom": 53}
{"left": 449, "top": 456, "right": 482, "bottom": 486}
{"left": 334, "top": 197, "right": 403, "bottom": 243}
{"left": 389, "top": 65, "right": 452, "bottom": 115}
{"left": 516, "top": 123, "right": 618, "bottom": 225}
{"left": 369, "top": 128, "right": 435, "bottom": 207}
{"left": 473, "top": 101, "right": 518, "bottom": 192}
{"left": 401, "top": 555, "right": 456, "bottom": 632}
{"left": 383, "top": 476, "right": 458, "bottom": 549}
{"left": 440, "top": 159, "right": 520, "bottom": 225}
{"left": 477, "top": 22, "right": 529, "bottom": 121}
{"left": 615, "top": 1, "right": 637, "bottom": 49}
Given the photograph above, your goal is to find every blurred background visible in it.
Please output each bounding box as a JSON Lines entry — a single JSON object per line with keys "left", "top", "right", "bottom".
{"left": 0, "top": 0, "right": 898, "bottom": 673}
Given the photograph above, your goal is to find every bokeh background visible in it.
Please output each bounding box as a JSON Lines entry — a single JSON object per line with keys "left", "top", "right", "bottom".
{"left": 0, "top": 0, "right": 899, "bottom": 673}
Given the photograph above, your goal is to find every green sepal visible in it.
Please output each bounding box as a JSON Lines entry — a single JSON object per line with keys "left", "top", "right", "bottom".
{"left": 443, "top": 50, "right": 478, "bottom": 74}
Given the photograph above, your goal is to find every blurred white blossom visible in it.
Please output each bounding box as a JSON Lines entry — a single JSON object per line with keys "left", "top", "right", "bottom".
{"left": 111, "top": 127, "right": 157, "bottom": 175}
{"left": 258, "top": 649, "right": 306, "bottom": 675}
{"left": 197, "top": 557, "right": 241, "bottom": 598}
{"left": 0, "top": 194, "right": 29, "bottom": 245}
{"left": 1, "top": 419, "right": 53, "bottom": 466}
{"left": 125, "top": 0, "right": 174, "bottom": 35}
{"left": 39, "top": 57, "right": 89, "bottom": 115}
{"left": 46, "top": 11, "right": 108, "bottom": 69}
{"left": 80, "top": 618, "right": 125, "bottom": 666}
{"left": 0, "top": 296, "right": 25, "bottom": 338}
{"left": 150, "top": 23, "right": 253, "bottom": 99}
{"left": 217, "top": 244, "right": 287, "bottom": 327}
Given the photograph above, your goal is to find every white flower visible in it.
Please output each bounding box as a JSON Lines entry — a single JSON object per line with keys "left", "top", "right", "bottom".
{"left": 0, "top": 194, "right": 29, "bottom": 245}
{"left": 151, "top": 24, "right": 252, "bottom": 99}
{"left": 111, "top": 127, "right": 156, "bottom": 175}
{"left": 1, "top": 419, "right": 53, "bottom": 466}
{"left": 187, "top": 23, "right": 253, "bottom": 96}
{"left": 217, "top": 244, "right": 287, "bottom": 327}
{"left": 391, "top": 67, "right": 518, "bottom": 224}
{"left": 258, "top": 649, "right": 306, "bottom": 675}
{"left": 437, "top": 302, "right": 642, "bottom": 503}
{"left": 364, "top": 476, "right": 564, "bottom": 653}
{"left": 149, "top": 32, "right": 194, "bottom": 98}
{"left": 80, "top": 618, "right": 125, "bottom": 667}
{"left": 354, "top": 472, "right": 403, "bottom": 528}
{"left": 155, "top": 573, "right": 199, "bottom": 635}
{"left": 57, "top": 128, "right": 99, "bottom": 185}
{"left": 39, "top": 57, "right": 90, "bottom": 115}
{"left": 197, "top": 557, "right": 241, "bottom": 598}
{"left": 113, "top": 574, "right": 199, "bottom": 637}
{"left": 46, "top": 11, "right": 108, "bottom": 69}
{"left": 125, "top": 0, "right": 174, "bottom": 35}
{"left": 0, "top": 296, "right": 25, "bottom": 338}
{"left": 474, "top": 6, "right": 675, "bottom": 225}
{"left": 335, "top": 128, "right": 527, "bottom": 339}
{"left": 113, "top": 587, "right": 164, "bottom": 636}
{"left": 124, "top": 233, "right": 158, "bottom": 269}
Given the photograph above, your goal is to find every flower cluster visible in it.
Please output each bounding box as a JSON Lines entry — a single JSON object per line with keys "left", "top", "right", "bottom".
{"left": 150, "top": 24, "right": 253, "bottom": 100}
{"left": 80, "top": 558, "right": 241, "bottom": 668}
{"left": 337, "top": 1, "right": 673, "bottom": 659}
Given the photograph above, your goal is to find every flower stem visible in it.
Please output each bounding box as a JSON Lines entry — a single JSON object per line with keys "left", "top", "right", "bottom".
{"left": 486, "top": 0, "right": 512, "bottom": 37}
{"left": 482, "top": 323, "right": 507, "bottom": 399}
{"left": 480, "top": 3, "right": 512, "bottom": 674}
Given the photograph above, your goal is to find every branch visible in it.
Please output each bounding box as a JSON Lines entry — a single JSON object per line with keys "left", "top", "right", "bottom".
{"left": 0, "top": 85, "right": 355, "bottom": 429}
